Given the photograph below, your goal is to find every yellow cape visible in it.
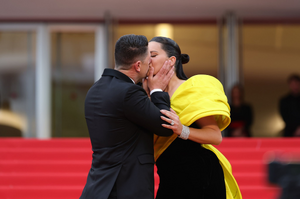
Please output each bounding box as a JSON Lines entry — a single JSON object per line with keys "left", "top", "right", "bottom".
{"left": 154, "top": 75, "right": 242, "bottom": 199}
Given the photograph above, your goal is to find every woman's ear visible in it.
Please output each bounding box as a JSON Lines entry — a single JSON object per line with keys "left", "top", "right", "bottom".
{"left": 169, "top": 56, "right": 176, "bottom": 67}
{"left": 134, "top": 61, "right": 141, "bottom": 72}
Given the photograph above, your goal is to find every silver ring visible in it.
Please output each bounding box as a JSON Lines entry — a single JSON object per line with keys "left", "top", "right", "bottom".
{"left": 171, "top": 120, "right": 174, "bottom": 126}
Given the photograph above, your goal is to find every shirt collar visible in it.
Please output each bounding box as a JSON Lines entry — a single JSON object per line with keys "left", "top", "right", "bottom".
{"left": 129, "top": 78, "right": 135, "bottom": 84}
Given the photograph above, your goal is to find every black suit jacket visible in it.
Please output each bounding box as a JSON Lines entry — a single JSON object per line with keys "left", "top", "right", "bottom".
{"left": 279, "top": 93, "right": 300, "bottom": 137}
{"left": 80, "top": 69, "right": 173, "bottom": 199}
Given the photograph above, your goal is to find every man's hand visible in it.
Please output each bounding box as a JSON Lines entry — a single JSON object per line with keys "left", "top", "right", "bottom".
{"left": 147, "top": 60, "right": 174, "bottom": 92}
{"left": 142, "top": 78, "right": 150, "bottom": 97}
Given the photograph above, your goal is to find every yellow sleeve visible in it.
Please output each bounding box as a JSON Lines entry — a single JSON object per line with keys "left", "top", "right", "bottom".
{"left": 171, "top": 75, "right": 231, "bottom": 130}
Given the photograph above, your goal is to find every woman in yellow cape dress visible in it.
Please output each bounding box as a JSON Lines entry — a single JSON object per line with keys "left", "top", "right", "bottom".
{"left": 147, "top": 37, "right": 242, "bottom": 199}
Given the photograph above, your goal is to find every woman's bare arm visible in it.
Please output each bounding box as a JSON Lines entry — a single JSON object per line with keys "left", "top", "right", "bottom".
{"left": 160, "top": 109, "right": 222, "bottom": 145}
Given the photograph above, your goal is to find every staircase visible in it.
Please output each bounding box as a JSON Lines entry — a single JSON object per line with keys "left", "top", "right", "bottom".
{"left": 0, "top": 138, "right": 91, "bottom": 199}
{"left": 214, "top": 138, "right": 300, "bottom": 199}
{"left": 0, "top": 138, "right": 299, "bottom": 199}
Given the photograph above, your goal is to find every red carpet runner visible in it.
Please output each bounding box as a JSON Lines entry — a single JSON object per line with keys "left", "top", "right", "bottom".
{"left": 1, "top": 138, "right": 300, "bottom": 199}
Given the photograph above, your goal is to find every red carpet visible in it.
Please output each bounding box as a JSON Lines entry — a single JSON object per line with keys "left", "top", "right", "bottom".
{"left": 0, "top": 138, "right": 299, "bottom": 199}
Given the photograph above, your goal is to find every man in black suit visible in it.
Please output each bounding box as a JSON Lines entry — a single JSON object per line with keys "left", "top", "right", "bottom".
{"left": 279, "top": 74, "right": 300, "bottom": 137}
{"left": 80, "top": 34, "right": 175, "bottom": 199}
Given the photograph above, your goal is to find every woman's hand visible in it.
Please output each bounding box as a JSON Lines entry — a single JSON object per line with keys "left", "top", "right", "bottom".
{"left": 160, "top": 108, "right": 183, "bottom": 136}
{"left": 147, "top": 61, "right": 174, "bottom": 92}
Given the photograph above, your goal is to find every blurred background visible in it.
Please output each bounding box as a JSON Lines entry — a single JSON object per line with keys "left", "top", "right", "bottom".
{"left": 0, "top": 0, "right": 300, "bottom": 138}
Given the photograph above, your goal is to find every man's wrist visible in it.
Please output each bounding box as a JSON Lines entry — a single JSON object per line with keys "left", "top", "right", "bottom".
{"left": 150, "top": 89, "right": 163, "bottom": 95}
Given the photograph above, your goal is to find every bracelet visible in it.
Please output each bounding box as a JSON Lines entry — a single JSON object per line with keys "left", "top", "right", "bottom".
{"left": 178, "top": 125, "right": 190, "bottom": 140}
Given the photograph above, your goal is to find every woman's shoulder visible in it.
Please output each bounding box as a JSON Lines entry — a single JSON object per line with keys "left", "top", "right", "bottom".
{"left": 173, "top": 74, "right": 225, "bottom": 99}
{"left": 185, "top": 74, "right": 223, "bottom": 89}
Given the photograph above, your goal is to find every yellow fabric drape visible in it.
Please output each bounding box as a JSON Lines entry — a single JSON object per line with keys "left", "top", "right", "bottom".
{"left": 154, "top": 75, "right": 242, "bottom": 199}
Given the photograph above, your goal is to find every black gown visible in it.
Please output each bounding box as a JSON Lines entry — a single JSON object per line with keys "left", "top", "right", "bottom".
{"left": 155, "top": 123, "right": 226, "bottom": 199}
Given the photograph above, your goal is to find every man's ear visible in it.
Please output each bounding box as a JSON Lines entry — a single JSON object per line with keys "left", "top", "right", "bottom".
{"left": 133, "top": 61, "right": 141, "bottom": 72}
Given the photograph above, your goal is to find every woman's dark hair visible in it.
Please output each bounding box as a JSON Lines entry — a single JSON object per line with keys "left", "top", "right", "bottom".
{"left": 150, "top": 37, "right": 189, "bottom": 80}
{"left": 115, "top": 34, "right": 148, "bottom": 69}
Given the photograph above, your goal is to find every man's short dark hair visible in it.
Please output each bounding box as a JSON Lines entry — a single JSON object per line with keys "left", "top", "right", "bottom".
{"left": 115, "top": 34, "right": 148, "bottom": 69}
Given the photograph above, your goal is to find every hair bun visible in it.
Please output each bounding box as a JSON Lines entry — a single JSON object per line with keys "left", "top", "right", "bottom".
{"left": 181, "top": 54, "right": 190, "bottom": 64}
